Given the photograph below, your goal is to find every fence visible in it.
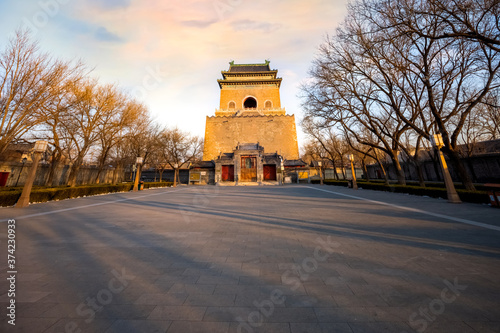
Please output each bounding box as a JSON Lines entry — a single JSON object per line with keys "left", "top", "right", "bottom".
{"left": 366, "top": 154, "right": 500, "bottom": 183}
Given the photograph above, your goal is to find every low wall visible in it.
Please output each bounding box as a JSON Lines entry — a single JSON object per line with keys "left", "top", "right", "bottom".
{"left": 366, "top": 154, "right": 500, "bottom": 183}
{"left": 0, "top": 162, "right": 125, "bottom": 187}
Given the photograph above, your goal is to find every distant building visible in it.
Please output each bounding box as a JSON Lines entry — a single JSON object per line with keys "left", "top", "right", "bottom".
{"left": 202, "top": 61, "right": 300, "bottom": 184}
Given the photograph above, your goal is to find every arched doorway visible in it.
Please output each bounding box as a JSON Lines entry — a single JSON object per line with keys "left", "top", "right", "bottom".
{"left": 244, "top": 97, "right": 257, "bottom": 109}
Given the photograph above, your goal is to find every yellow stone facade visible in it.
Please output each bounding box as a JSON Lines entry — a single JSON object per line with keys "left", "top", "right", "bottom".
{"left": 203, "top": 61, "right": 300, "bottom": 161}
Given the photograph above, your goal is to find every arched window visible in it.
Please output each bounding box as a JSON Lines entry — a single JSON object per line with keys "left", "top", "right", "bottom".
{"left": 265, "top": 100, "right": 272, "bottom": 109}
{"left": 228, "top": 101, "right": 236, "bottom": 109}
{"left": 244, "top": 97, "right": 257, "bottom": 109}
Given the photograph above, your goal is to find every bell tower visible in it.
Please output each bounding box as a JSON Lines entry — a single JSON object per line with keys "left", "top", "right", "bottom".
{"left": 216, "top": 60, "right": 285, "bottom": 116}
{"left": 203, "top": 60, "right": 299, "bottom": 162}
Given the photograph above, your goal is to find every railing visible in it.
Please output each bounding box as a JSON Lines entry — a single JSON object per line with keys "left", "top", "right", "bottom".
{"left": 215, "top": 107, "right": 286, "bottom": 114}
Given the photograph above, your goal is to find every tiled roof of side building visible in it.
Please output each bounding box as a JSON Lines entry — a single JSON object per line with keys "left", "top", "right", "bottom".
{"left": 284, "top": 159, "right": 308, "bottom": 167}
{"left": 191, "top": 161, "right": 215, "bottom": 168}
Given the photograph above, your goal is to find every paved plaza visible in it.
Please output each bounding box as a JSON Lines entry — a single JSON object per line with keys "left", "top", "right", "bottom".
{"left": 1, "top": 184, "right": 500, "bottom": 333}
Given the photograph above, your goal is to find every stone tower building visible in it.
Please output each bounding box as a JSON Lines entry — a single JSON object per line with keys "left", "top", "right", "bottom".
{"left": 202, "top": 61, "right": 300, "bottom": 183}
{"left": 203, "top": 60, "right": 299, "bottom": 162}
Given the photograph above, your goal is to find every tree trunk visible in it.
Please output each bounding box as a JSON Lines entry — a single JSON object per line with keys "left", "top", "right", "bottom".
{"left": 46, "top": 152, "right": 61, "bottom": 186}
{"left": 443, "top": 148, "right": 476, "bottom": 191}
{"left": 410, "top": 153, "right": 426, "bottom": 187}
{"left": 94, "top": 164, "right": 105, "bottom": 184}
{"left": 362, "top": 159, "right": 370, "bottom": 181}
{"left": 466, "top": 157, "right": 478, "bottom": 183}
{"left": 334, "top": 167, "right": 339, "bottom": 180}
{"left": 67, "top": 157, "right": 83, "bottom": 187}
{"left": 340, "top": 158, "right": 347, "bottom": 179}
{"left": 330, "top": 159, "right": 339, "bottom": 180}
{"left": 415, "top": 162, "right": 426, "bottom": 187}
{"left": 390, "top": 155, "right": 406, "bottom": 185}
{"left": 112, "top": 163, "right": 123, "bottom": 184}
{"left": 112, "top": 165, "right": 117, "bottom": 184}
{"left": 374, "top": 155, "right": 390, "bottom": 185}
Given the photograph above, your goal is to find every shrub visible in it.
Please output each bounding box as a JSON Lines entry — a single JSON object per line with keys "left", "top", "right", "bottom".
{"left": 0, "top": 191, "right": 22, "bottom": 207}
{"left": 143, "top": 181, "right": 174, "bottom": 189}
{"left": 312, "top": 179, "right": 490, "bottom": 204}
{"left": 310, "top": 179, "right": 350, "bottom": 187}
{"left": 0, "top": 182, "right": 174, "bottom": 207}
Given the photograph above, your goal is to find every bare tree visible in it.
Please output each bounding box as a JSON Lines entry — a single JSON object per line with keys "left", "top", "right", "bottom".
{"left": 106, "top": 111, "right": 158, "bottom": 186}
{"left": 39, "top": 63, "right": 88, "bottom": 186}
{"left": 477, "top": 91, "right": 500, "bottom": 140}
{"left": 301, "top": 31, "right": 411, "bottom": 185}
{"left": 302, "top": 139, "right": 330, "bottom": 180}
{"left": 399, "top": 131, "right": 427, "bottom": 187}
{"left": 373, "top": 0, "right": 500, "bottom": 52}
{"left": 343, "top": 129, "right": 391, "bottom": 184}
{"left": 0, "top": 30, "right": 76, "bottom": 157}
{"left": 302, "top": 118, "right": 347, "bottom": 179}
{"left": 157, "top": 128, "right": 203, "bottom": 185}
{"left": 62, "top": 80, "right": 123, "bottom": 186}
{"left": 303, "top": 0, "right": 500, "bottom": 190}
{"left": 357, "top": 0, "right": 500, "bottom": 190}
{"left": 93, "top": 98, "right": 147, "bottom": 183}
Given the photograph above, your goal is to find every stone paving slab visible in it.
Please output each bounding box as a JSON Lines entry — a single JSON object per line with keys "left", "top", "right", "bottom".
{"left": 0, "top": 184, "right": 499, "bottom": 332}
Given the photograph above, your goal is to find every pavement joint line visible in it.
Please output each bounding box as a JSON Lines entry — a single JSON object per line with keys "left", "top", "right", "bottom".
{"left": 303, "top": 185, "right": 500, "bottom": 232}
{"left": 0, "top": 187, "right": 190, "bottom": 222}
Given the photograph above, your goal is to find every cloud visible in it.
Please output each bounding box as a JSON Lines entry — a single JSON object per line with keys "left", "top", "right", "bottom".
{"left": 55, "top": 15, "right": 124, "bottom": 43}
{"left": 230, "top": 19, "right": 282, "bottom": 33}
{"left": 57, "top": 16, "right": 92, "bottom": 35}
{"left": 180, "top": 19, "right": 217, "bottom": 28}
{"left": 0, "top": 0, "right": 349, "bottom": 142}
{"left": 94, "top": 26, "right": 124, "bottom": 43}
{"left": 88, "top": 0, "right": 132, "bottom": 10}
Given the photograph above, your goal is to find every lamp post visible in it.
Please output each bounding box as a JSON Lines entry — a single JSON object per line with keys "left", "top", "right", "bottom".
{"left": 430, "top": 134, "right": 461, "bottom": 203}
{"left": 173, "top": 163, "right": 179, "bottom": 187}
{"left": 348, "top": 154, "right": 358, "bottom": 190}
{"left": 132, "top": 157, "right": 143, "bottom": 192}
{"left": 278, "top": 156, "right": 283, "bottom": 186}
{"left": 16, "top": 141, "right": 48, "bottom": 208}
{"left": 318, "top": 161, "right": 323, "bottom": 185}
{"left": 131, "top": 164, "right": 136, "bottom": 182}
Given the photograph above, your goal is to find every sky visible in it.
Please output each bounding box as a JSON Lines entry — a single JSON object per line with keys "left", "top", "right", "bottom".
{"left": 0, "top": 0, "right": 349, "bottom": 149}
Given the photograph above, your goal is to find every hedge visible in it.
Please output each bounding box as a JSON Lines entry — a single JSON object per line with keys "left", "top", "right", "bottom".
{"left": 310, "top": 179, "right": 490, "bottom": 204}
{"left": 0, "top": 181, "right": 174, "bottom": 207}
{"left": 142, "top": 181, "right": 174, "bottom": 189}
{"left": 359, "top": 179, "right": 490, "bottom": 192}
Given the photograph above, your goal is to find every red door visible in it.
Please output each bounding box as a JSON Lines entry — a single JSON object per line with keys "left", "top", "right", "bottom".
{"left": 263, "top": 165, "right": 277, "bottom": 181}
{"left": 241, "top": 156, "right": 257, "bottom": 182}
{"left": 221, "top": 165, "right": 234, "bottom": 181}
{"left": 0, "top": 172, "right": 9, "bottom": 186}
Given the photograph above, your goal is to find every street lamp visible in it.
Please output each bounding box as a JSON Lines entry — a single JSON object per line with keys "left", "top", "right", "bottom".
{"left": 430, "top": 134, "right": 461, "bottom": 203}
{"left": 348, "top": 154, "right": 358, "bottom": 190}
{"left": 173, "top": 163, "right": 179, "bottom": 187}
{"left": 16, "top": 141, "right": 48, "bottom": 208}
{"left": 133, "top": 156, "right": 143, "bottom": 192}
{"left": 131, "top": 164, "right": 137, "bottom": 182}
{"left": 318, "top": 161, "right": 323, "bottom": 185}
{"left": 277, "top": 156, "right": 284, "bottom": 186}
